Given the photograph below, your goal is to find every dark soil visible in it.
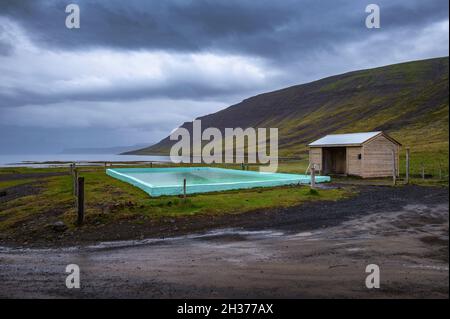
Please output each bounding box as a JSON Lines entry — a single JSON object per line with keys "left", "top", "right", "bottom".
{"left": 1, "top": 184, "right": 447, "bottom": 248}
{"left": 0, "top": 182, "right": 43, "bottom": 204}
{"left": 0, "top": 171, "right": 69, "bottom": 182}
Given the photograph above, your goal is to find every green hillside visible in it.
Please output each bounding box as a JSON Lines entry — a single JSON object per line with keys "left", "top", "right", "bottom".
{"left": 128, "top": 57, "right": 449, "bottom": 171}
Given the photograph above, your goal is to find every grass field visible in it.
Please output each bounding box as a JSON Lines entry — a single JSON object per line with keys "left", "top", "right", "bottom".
{"left": 1, "top": 155, "right": 447, "bottom": 245}
{"left": 0, "top": 164, "right": 348, "bottom": 241}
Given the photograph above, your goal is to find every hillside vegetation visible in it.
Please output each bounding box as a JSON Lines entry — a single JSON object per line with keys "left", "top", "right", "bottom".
{"left": 128, "top": 57, "right": 449, "bottom": 173}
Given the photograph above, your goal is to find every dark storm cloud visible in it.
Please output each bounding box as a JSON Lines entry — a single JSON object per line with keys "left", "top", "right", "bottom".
{"left": 1, "top": 0, "right": 448, "bottom": 60}
{"left": 0, "top": 76, "right": 261, "bottom": 108}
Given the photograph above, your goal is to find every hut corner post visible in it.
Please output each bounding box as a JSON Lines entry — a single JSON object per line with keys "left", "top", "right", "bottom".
{"left": 77, "top": 177, "right": 85, "bottom": 226}
{"left": 183, "top": 178, "right": 187, "bottom": 202}
{"left": 391, "top": 149, "right": 396, "bottom": 186}
{"left": 405, "top": 148, "right": 410, "bottom": 184}
{"left": 310, "top": 164, "right": 316, "bottom": 190}
{"left": 421, "top": 163, "right": 425, "bottom": 180}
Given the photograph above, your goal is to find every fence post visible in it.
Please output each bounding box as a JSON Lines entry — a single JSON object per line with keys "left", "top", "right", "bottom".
{"left": 405, "top": 147, "right": 410, "bottom": 184}
{"left": 391, "top": 150, "right": 397, "bottom": 186}
{"left": 183, "top": 178, "right": 187, "bottom": 202}
{"left": 439, "top": 162, "right": 442, "bottom": 180}
{"left": 72, "top": 168, "right": 79, "bottom": 197}
{"left": 421, "top": 163, "right": 425, "bottom": 180}
{"left": 310, "top": 165, "right": 316, "bottom": 190}
{"left": 77, "top": 177, "right": 84, "bottom": 226}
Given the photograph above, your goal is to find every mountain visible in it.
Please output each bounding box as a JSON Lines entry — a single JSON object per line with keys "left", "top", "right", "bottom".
{"left": 62, "top": 143, "right": 152, "bottom": 155}
{"left": 126, "top": 57, "right": 449, "bottom": 160}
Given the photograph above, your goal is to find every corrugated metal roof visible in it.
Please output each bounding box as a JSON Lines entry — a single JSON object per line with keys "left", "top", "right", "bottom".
{"left": 308, "top": 131, "right": 382, "bottom": 146}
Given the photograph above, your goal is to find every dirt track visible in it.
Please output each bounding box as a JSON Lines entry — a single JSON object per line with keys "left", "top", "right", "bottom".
{"left": 0, "top": 185, "right": 448, "bottom": 298}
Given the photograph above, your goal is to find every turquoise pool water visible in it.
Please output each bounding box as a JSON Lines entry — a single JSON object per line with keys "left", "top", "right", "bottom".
{"left": 106, "top": 167, "right": 331, "bottom": 197}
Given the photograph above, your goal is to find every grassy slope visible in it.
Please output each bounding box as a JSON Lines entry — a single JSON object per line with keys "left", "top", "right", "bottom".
{"left": 130, "top": 57, "right": 449, "bottom": 173}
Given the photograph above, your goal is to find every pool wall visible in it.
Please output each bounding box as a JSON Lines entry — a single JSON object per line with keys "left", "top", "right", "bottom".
{"left": 106, "top": 167, "right": 330, "bottom": 197}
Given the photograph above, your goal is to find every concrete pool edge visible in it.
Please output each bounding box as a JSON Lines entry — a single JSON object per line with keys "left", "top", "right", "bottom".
{"left": 106, "top": 167, "right": 331, "bottom": 197}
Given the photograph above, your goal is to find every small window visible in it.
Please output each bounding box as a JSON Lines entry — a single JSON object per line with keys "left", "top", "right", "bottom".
{"left": 358, "top": 154, "right": 362, "bottom": 160}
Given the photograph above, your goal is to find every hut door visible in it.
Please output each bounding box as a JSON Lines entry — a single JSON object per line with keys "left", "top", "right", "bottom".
{"left": 323, "top": 147, "right": 347, "bottom": 175}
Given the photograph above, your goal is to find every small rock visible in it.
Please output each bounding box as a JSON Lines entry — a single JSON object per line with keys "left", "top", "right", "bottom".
{"left": 46, "top": 221, "right": 68, "bottom": 232}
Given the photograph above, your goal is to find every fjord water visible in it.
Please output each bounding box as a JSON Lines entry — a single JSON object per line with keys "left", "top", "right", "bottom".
{"left": 0, "top": 154, "right": 172, "bottom": 167}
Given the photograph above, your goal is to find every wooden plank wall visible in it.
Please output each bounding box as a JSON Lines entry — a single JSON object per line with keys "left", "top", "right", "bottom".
{"left": 346, "top": 146, "right": 363, "bottom": 176}
{"left": 362, "top": 135, "right": 399, "bottom": 178}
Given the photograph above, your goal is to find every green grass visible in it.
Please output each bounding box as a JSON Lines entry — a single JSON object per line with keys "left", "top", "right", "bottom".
{"left": 0, "top": 166, "right": 348, "bottom": 234}
{"left": 0, "top": 179, "right": 36, "bottom": 190}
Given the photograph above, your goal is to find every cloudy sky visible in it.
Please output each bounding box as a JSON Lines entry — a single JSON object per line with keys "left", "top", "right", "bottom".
{"left": 0, "top": 0, "right": 448, "bottom": 154}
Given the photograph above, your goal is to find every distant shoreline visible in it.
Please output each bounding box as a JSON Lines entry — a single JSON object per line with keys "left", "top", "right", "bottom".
{"left": 0, "top": 154, "right": 172, "bottom": 168}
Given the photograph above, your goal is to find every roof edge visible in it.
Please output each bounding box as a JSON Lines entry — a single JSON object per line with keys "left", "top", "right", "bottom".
{"left": 307, "top": 131, "right": 402, "bottom": 147}
{"left": 363, "top": 132, "right": 402, "bottom": 146}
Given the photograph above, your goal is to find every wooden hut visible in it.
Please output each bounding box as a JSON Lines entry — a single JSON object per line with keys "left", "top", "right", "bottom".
{"left": 308, "top": 131, "right": 401, "bottom": 178}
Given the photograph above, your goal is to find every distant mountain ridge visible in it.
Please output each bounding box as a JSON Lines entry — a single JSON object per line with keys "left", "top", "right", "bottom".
{"left": 62, "top": 143, "right": 151, "bottom": 155}
{"left": 126, "top": 57, "right": 449, "bottom": 159}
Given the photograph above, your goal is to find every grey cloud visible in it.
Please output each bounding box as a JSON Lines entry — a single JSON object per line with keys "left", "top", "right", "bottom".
{"left": 1, "top": 0, "right": 447, "bottom": 60}
{"left": 0, "top": 78, "right": 264, "bottom": 108}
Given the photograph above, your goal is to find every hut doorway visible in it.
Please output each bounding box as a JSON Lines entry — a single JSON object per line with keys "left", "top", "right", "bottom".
{"left": 322, "top": 147, "right": 346, "bottom": 175}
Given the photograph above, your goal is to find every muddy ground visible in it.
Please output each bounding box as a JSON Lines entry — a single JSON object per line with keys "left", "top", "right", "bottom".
{"left": 0, "top": 183, "right": 447, "bottom": 248}
{"left": 0, "top": 185, "right": 448, "bottom": 298}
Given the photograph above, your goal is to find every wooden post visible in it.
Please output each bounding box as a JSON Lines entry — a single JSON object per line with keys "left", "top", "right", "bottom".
{"left": 310, "top": 165, "right": 316, "bottom": 190}
{"left": 421, "top": 163, "right": 425, "bottom": 180}
{"left": 72, "top": 168, "right": 79, "bottom": 196}
{"left": 150, "top": 161, "right": 153, "bottom": 168}
{"left": 405, "top": 148, "right": 410, "bottom": 184}
{"left": 438, "top": 162, "right": 442, "bottom": 180}
{"left": 77, "top": 177, "right": 84, "bottom": 226}
{"left": 391, "top": 150, "right": 396, "bottom": 186}
{"left": 183, "top": 178, "right": 187, "bottom": 202}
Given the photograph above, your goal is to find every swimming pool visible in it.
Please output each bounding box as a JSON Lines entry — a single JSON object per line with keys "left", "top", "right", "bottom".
{"left": 106, "top": 167, "right": 331, "bottom": 197}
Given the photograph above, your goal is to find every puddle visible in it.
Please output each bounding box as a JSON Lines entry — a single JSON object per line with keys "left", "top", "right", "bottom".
{"left": 404, "top": 264, "right": 449, "bottom": 271}
{"left": 346, "top": 247, "right": 365, "bottom": 252}
{"left": 0, "top": 228, "right": 286, "bottom": 254}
